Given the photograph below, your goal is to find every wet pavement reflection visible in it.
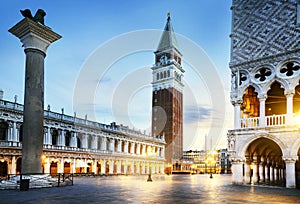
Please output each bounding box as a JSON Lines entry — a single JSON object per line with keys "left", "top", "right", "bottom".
{"left": 0, "top": 174, "right": 299, "bottom": 203}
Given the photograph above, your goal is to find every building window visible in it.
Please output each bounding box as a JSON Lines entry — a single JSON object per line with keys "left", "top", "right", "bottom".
{"left": 0, "top": 122, "right": 8, "bottom": 141}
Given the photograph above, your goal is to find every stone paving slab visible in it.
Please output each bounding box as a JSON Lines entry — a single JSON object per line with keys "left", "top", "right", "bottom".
{"left": 0, "top": 175, "right": 299, "bottom": 204}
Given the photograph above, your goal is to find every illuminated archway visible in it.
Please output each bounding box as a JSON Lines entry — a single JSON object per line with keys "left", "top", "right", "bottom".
{"left": 245, "top": 137, "right": 284, "bottom": 186}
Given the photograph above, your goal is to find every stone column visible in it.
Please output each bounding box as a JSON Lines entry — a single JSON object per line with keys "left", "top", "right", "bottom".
{"left": 12, "top": 122, "right": 18, "bottom": 142}
{"left": 70, "top": 132, "right": 77, "bottom": 147}
{"left": 285, "top": 92, "right": 294, "bottom": 126}
{"left": 233, "top": 101, "right": 242, "bottom": 129}
{"left": 45, "top": 127, "right": 51, "bottom": 145}
{"left": 252, "top": 163, "right": 258, "bottom": 184}
{"left": 44, "top": 158, "right": 50, "bottom": 174}
{"left": 130, "top": 142, "right": 135, "bottom": 154}
{"left": 117, "top": 161, "right": 122, "bottom": 174}
{"left": 259, "top": 162, "right": 265, "bottom": 183}
{"left": 270, "top": 165, "right": 274, "bottom": 183}
{"left": 136, "top": 143, "right": 141, "bottom": 155}
{"left": 101, "top": 160, "right": 106, "bottom": 174}
{"left": 10, "top": 156, "right": 17, "bottom": 174}
{"left": 109, "top": 161, "right": 114, "bottom": 174}
{"left": 92, "top": 159, "right": 97, "bottom": 174}
{"left": 117, "top": 140, "right": 122, "bottom": 152}
{"left": 124, "top": 141, "right": 128, "bottom": 153}
{"left": 142, "top": 144, "right": 146, "bottom": 155}
{"left": 109, "top": 138, "right": 114, "bottom": 152}
{"left": 7, "top": 122, "right": 13, "bottom": 141}
{"left": 9, "top": 16, "right": 61, "bottom": 174}
{"left": 136, "top": 162, "right": 140, "bottom": 174}
{"left": 92, "top": 136, "right": 98, "bottom": 150}
{"left": 82, "top": 134, "right": 88, "bottom": 149}
{"left": 285, "top": 159, "right": 296, "bottom": 188}
{"left": 43, "top": 127, "right": 47, "bottom": 145}
{"left": 231, "top": 161, "right": 244, "bottom": 184}
{"left": 59, "top": 158, "right": 64, "bottom": 173}
{"left": 100, "top": 137, "right": 107, "bottom": 151}
{"left": 258, "top": 95, "right": 266, "bottom": 127}
{"left": 265, "top": 162, "right": 269, "bottom": 184}
{"left": 244, "top": 163, "right": 251, "bottom": 184}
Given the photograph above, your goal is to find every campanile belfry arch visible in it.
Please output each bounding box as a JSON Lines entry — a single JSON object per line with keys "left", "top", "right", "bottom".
{"left": 228, "top": 0, "right": 300, "bottom": 188}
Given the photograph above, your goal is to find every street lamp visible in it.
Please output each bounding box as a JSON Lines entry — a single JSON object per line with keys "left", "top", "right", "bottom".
{"left": 147, "top": 148, "right": 155, "bottom": 182}
{"left": 206, "top": 156, "right": 216, "bottom": 179}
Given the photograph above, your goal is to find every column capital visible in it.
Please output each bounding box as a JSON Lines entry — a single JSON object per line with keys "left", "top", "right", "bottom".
{"left": 258, "top": 94, "right": 267, "bottom": 100}
{"left": 283, "top": 157, "right": 298, "bottom": 163}
{"left": 231, "top": 99, "right": 243, "bottom": 106}
{"left": 9, "top": 18, "right": 61, "bottom": 53}
{"left": 284, "top": 90, "right": 295, "bottom": 97}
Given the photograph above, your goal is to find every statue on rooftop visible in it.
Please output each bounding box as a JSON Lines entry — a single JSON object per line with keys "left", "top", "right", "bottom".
{"left": 20, "top": 9, "right": 46, "bottom": 25}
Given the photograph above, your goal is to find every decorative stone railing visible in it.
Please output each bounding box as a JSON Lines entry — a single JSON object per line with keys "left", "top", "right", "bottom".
{"left": 0, "top": 99, "right": 165, "bottom": 144}
{"left": 0, "top": 141, "right": 163, "bottom": 159}
{"left": 240, "top": 114, "right": 286, "bottom": 129}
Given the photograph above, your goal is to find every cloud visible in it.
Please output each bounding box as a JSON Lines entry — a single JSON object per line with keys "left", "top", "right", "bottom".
{"left": 184, "top": 105, "right": 211, "bottom": 124}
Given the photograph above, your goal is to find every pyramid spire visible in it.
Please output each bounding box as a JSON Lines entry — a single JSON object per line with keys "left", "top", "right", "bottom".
{"left": 157, "top": 12, "right": 179, "bottom": 52}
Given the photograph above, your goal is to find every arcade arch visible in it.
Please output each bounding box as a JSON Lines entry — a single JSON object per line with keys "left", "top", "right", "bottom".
{"left": 244, "top": 137, "right": 285, "bottom": 186}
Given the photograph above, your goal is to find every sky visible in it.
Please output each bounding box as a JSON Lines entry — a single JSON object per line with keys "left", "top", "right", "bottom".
{"left": 0, "top": 0, "right": 233, "bottom": 150}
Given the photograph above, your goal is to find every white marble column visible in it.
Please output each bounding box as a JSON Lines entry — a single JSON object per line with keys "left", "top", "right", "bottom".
{"left": 233, "top": 101, "right": 242, "bottom": 129}
{"left": 252, "top": 163, "right": 258, "bottom": 183}
{"left": 70, "top": 132, "right": 77, "bottom": 147}
{"left": 92, "top": 136, "right": 98, "bottom": 150}
{"left": 285, "top": 92, "right": 294, "bottom": 126}
{"left": 285, "top": 159, "right": 296, "bottom": 188}
{"left": 232, "top": 161, "right": 244, "bottom": 184}
{"left": 136, "top": 162, "right": 140, "bottom": 174}
{"left": 100, "top": 137, "right": 107, "bottom": 151}
{"left": 117, "top": 140, "right": 122, "bottom": 152}
{"left": 244, "top": 163, "right": 251, "bottom": 184}
{"left": 259, "top": 162, "right": 265, "bottom": 183}
{"left": 109, "top": 161, "right": 114, "bottom": 174}
{"left": 258, "top": 95, "right": 266, "bottom": 127}
{"left": 265, "top": 163, "right": 269, "bottom": 183}
{"left": 136, "top": 143, "right": 141, "bottom": 155}
{"left": 82, "top": 134, "right": 88, "bottom": 149}
{"left": 117, "top": 161, "right": 122, "bottom": 174}
{"left": 43, "top": 127, "right": 48, "bottom": 145}
{"left": 124, "top": 141, "right": 128, "bottom": 154}
{"left": 12, "top": 122, "right": 18, "bottom": 142}
{"left": 59, "top": 158, "right": 64, "bottom": 173}
{"left": 142, "top": 144, "right": 146, "bottom": 155}
{"left": 44, "top": 127, "right": 51, "bottom": 145}
{"left": 130, "top": 142, "right": 135, "bottom": 154}
{"left": 44, "top": 158, "right": 50, "bottom": 174}
{"left": 10, "top": 156, "right": 16, "bottom": 174}
{"left": 270, "top": 165, "right": 274, "bottom": 183}
{"left": 274, "top": 164, "right": 278, "bottom": 183}
{"left": 7, "top": 122, "right": 13, "bottom": 141}
{"left": 130, "top": 162, "right": 134, "bottom": 174}
{"left": 101, "top": 160, "right": 106, "bottom": 174}
{"left": 92, "top": 159, "right": 97, "bottom": 174}
{"left": 109, "top": 138, "right": 114, "bottom": 152}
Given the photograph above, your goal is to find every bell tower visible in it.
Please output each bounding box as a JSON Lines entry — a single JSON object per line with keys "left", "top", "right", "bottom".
{"left": 151, "top": 13, "right": 184, "bottom": 165}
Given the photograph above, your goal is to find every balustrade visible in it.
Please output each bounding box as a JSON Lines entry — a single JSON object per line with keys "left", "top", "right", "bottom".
{"left": 240, "top": 114, "right": 286, "bottom": 129}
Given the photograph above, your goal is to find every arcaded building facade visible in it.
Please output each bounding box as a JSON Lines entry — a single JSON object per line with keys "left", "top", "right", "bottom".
{"left": 0, "top": 99, "right": 165, "bottom": 176}
{"left": 228, "top": 0, "right": 300, "bottom": 188}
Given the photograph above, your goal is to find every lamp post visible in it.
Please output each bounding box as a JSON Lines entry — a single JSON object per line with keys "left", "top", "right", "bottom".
{"left": 147, "top": 148, "right": 155, "bottom": 182}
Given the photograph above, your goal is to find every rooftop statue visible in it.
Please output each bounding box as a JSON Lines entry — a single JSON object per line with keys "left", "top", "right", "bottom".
{"left": 20, "top": 9, "right": 46, "bottom": 25}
